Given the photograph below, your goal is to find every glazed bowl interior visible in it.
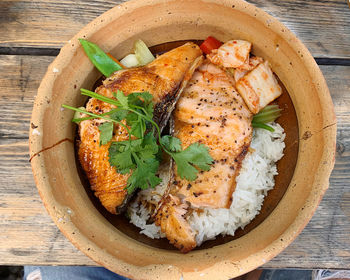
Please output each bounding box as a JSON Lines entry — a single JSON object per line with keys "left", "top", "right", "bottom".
{"left": 30, "top": 0, "right": 336, "bottom": 279}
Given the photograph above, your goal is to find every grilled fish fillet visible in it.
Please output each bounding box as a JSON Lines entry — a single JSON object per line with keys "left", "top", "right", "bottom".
{"left": 155, "top": 60, "right": 253, "bottom": 252}
{"left": 78, "top": 43, "right": 203, "bottom": 214}
{"left": 155, "top": 40, "right": 282, "bottom": 253}
{"left": 156, "top": 194, "right": 196, "bottom": 252}
{"left": 174, "top": 61, "right": 253, "bottom": 208}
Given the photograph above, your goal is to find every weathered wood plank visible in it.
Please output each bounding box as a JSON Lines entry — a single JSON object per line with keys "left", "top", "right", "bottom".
{"left": 0, "top": 0, "right": 349, "bottom": 59}
{"left": 0, "top": 142, "right": 95, "bottom": 265}
{"left": 0, "top": 55, "right": 349, "bottom": 268}
{"left": 0, "top": 55, "right": 54, "bottom": 140}
{"left": 251, "top": 0, "right": 350, "bottom": 59}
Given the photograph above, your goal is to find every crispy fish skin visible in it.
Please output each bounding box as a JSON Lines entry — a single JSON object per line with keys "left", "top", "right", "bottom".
{"left": 78, "top": 102, "right": 131, "bottom": 214}
{"left": 78, "top": 43, "right": 203, "bottom": 214}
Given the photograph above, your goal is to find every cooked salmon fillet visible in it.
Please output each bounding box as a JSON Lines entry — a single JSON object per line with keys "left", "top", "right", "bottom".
{"left": 78, "top": 43, "right": 203, "bottom": 214}
{"left": 171, "top": 61, "right": 253, "bottom": 208}
{"left": 156, "top": 194, "right": 196, "bottom": 252}
{"left": 155, "top": 40, "right": 282, "bottom": 253}
{"left": 155, "top": 60, "right": 253, "bottom": 252}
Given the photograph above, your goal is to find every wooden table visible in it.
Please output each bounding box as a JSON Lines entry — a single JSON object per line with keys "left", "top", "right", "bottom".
{"left": 1, "top": 0, "right": 349, "bottom": 270}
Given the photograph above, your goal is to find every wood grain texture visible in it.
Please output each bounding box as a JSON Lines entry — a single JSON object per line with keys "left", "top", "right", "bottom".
{"left": 0, "top": 55, "right": 349, "bottom": 268}
{"left": 0, "top": 0, "right": 349, "bottom": 59}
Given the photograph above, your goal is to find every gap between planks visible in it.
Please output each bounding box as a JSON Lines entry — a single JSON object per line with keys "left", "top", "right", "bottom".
{"left": 1, "top": 47, "right": 350, "bottom": 66}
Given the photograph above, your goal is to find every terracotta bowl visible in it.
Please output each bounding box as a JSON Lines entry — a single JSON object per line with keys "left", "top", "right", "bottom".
{"left": 29, "top": 0, "right": 336, "bottom": 279}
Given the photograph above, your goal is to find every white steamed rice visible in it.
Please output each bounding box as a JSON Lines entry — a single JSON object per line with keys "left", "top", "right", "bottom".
{"left": 128, "top": 122, "right": 285, "bottom": 244}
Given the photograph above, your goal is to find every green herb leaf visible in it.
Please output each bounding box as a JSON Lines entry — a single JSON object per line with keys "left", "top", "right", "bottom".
{"left": 108, "top": 133, "right": 160, "bottom": 193}
{"left": 170, "top": 142, "right": 213, "bottom": 181}
{"left": 128, "top": 91, "right": 153, "bottom": 102}
{"left": 161, "top": 135, "right": 182, "bottom": 152}
{"left": 98, "top": 122, "right": 113, "bottom": 145}
{"left": 134, "top": 133, "right": 159, "bottom": 159}
{"left": 109, "top": 109, "right": 129, "bottom": 122}
{"left": 173, "top": 158, "right": 198, "bottom": 181}
{"left": 127, "top": 92, "right": 154, "bottom": 117}
{"left": 126, "top": 157, "right": 161, "bottom": 194}
{"left": 116, "top": 90, "right": 129, "bottom": 108}
{"left": 126, "top": 92, "right": 143, "bottom": 107}
{"left": 142, "top": 131, "right": 157, "bottom": 147}
{"left": 109, "top": 144, "right": 135, "bottom": 173}
{"left": 138, "top": 91, "right": 153, "bottom": 103}
{"left": 133, "top": 117, "right": 147, "bottom": 139}
{"left": 79, "top": 39, "right": 123, "bottom": 77}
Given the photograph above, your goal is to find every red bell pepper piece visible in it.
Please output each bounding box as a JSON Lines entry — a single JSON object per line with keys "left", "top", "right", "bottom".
{"left": 199, "top": 36, "right": 223, "bottom": 54}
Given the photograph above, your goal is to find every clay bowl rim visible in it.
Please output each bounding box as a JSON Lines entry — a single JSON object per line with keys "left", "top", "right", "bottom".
{"left": 29, "top": 0, "right": 337, "bottom": 279}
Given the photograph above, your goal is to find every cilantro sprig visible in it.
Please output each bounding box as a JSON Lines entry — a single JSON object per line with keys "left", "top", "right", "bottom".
{"left": 62, "top": 89, "right": 213, "bottom": 193}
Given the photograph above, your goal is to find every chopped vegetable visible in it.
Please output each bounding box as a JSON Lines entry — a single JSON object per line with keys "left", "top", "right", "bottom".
{"left": 120, "top": 54, "right": 140, "bottom": 68}
{"left": 200, "top": 36, "right": 223, "bottom": 54}
{"left": 63, "top": 89, "right": 213, "bottom": 193}
{"left": 79, "top": 39, "right": 123, "bottom": 77}
{"left": 134, "top": 39, "right": 155, "bottom": 66}
{"left": 252, "top": 104, "right": 282, "bottom": 132}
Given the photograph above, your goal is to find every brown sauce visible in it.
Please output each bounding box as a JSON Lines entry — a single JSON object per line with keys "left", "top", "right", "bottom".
{"left": 76, "top": 40, "right": 299, "bottom": 251}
